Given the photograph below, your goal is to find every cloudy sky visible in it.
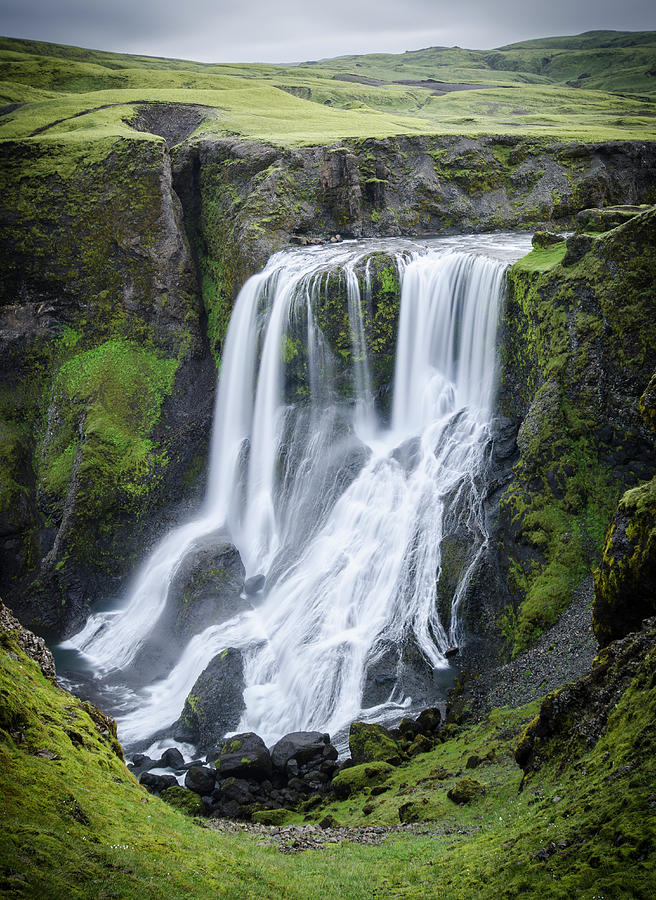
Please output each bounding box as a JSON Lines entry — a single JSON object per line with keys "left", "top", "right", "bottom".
{"left": 1, "top": 0, "right": 655, "bottom": 63}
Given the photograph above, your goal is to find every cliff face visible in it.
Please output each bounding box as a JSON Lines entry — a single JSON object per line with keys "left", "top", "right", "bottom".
{"left": 488, "top": 208, "right": 656, "bottom": 658}
{"left": 1, "top": 115, "right": 655, "bottom": 638}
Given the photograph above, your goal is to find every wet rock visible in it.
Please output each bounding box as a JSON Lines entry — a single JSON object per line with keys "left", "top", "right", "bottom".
{"left": 531, "top": 230, "right": 564, "bottom": 249}
{"left": 270, "top": 731, "right": 331, "bottom": 771}
{"left": 184, "top": 765, "right": 216, "bottom": 795}
{"left": 139, "top": 772, "right": 179, "bottom": 793}
{"left": 214, "top": 732, "right": 272, "bottom": 782}
{"left": 244, "top": 574, "right": 265, "bottom": 595}
{"left": 160, "top": 747, "right": 185, "bottom": 770}
{"left": 174, "top": 648, "right": 245, "bottom": 751}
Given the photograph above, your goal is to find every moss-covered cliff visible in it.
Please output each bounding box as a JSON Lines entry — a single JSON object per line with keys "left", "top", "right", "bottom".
{"left": 494, "top": 208, "right": 656, "bottom": 655}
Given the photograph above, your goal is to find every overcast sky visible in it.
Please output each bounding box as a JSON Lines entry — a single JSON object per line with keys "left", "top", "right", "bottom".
{"left": 1, "top": 0, "right": 655, "bottom": 63}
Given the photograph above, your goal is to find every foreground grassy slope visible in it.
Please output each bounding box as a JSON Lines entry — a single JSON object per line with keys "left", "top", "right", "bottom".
{"left": 2, "top": 600, "right": 655, "bottom": 899}
{"left": 1, "top": 31, "right": 656, "bottom": 146}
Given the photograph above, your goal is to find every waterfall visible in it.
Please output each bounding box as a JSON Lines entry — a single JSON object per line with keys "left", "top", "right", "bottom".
{"left": 62, "top": 233, "right": 531, "bottom": 749}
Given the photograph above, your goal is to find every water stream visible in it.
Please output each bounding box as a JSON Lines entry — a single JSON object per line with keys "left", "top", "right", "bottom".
{"left": 61, "top": 232, "right": 532, "bottom": 751}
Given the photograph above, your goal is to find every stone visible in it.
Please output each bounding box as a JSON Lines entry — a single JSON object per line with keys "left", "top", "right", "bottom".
{"left": 270, "top": 731, "right": 331, "bottom": 771}
{"left": 531, "top": 230, "right": 564, "bottom": 249}
{"left": 331, "top": 762, "right": 394, "bottom": 800}
{"left": 466, "top": 755, "right": 481, "bottom": 770}
{"left": 214, "top": 732, "right": 272, "bottom": 782}
{"left": 349, "top": 722, "right": 402, "bottom": 766}
{"left": 160, "top": 785, "right": 205, "bottom": 816}
{"left": 447, "top": 777, "right": 486, "bottom": 805}
{"left": 244, "top": 574, "right": 265, "bottom": 595}
{"left": 160, "top": 747, "right": 185, "bottom": 770}
{"left": 175, "top": 648, "right": 245, "bottom": 751}
{"left": 139, "top": 772, "right": 178, "bottom": 793}
{"left": 184, "top": 765, "right": 216, "bottom": 795}
{"left": 416, "top": 707, "right": 442, "bottom": 736}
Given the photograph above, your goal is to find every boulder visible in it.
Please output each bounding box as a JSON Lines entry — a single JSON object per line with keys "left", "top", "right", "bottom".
{"left": 160, "top": 747, "right": 185, "bottom": 770}
{"left": 531, "top": 230, "right": 564, "bottom": 249}
{"left": 349, "top": 722, "right": 402, "bottom": 766}
{"left": 447, "top": 777, "right": 486, "bottom": 805}
{"left": 174, "top": 648, "right": 245, "bottom": 751}
{"left": 331, "top": 762, "right": 394, "bottom": 800}
{"left": 270, "top": 731, "right": 331, "bottom": 771}
{"left": 214, "top": 732, "right": 272, "bottom": 782}
{"left": 160, "top": 785, "right": 205, "bottom": 816}
{"left": 139, "top": 772, "right": 178, "bottom": 793}
{"left": 168, "top": 538, "right": 246, "bottom": 637}
{"left": 184, "top": 765, "right": 216, "bottom": 795}
{"left": 416, "top": 707, "right": 442, "bottom": 736}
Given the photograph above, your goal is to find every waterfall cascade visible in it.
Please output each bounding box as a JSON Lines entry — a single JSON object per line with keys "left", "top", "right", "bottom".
{"left": 62, "top": 233, "right": 532, "bottom": 750}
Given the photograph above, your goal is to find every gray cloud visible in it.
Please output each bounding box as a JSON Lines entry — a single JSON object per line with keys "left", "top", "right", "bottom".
{"left": 0, "top": 0, "right": 654, "bottom": 63}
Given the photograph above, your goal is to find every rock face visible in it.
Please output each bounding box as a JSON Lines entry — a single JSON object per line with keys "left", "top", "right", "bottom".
{"left": 593, "top": 478, "right": 656, "bottom": 646}
{"left": 516, "top": 617, "right": 656, "bottom": 775}
{"left": 174, "top": 648, "right": 245, "bottom": 751}
{"left": 483, "top": 206, "right": 656, "bottom": 661}
{"left": 3, "top": 117, "right": 656, "bottom": 655}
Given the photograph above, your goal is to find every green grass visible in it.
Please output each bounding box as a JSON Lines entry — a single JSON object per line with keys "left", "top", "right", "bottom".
{"left": 1, "top": 32, "right": 655, "bottom": 150}
{"left": 2, "top": 627, "right": 655, "bottom": 899}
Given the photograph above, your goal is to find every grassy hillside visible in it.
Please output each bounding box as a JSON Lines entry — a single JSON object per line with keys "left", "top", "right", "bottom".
{"left": 2, "top": 603, "right": 655, "bottom": 899}
{"left": 1, "top": 30, "right": 655, "bottom": 149}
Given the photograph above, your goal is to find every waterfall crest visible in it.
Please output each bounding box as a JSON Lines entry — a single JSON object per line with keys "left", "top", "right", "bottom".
{"left": 62, "top": 234, "right": 531, "bottom": 749}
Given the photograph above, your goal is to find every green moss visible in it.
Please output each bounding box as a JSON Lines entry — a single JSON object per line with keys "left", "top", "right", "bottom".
{"left": 331, "top": 762, "right": 395, "bottom": 799}
{"left": 37, "top": 339, "right": 178, "bottom": 566}
{"left": 349, "top": 722, "right": 402, "bottom": 765}
{"left": 160, "top": 785, "right": 205, "bottom": 816}
{"left": 593, "top": 477, "right": 656, "bottom": 646}
{"left": 446, "top": 777, "right": 487, "bottom": 805}
{"left": 500, "top": 209, "right": 656, "bottom": 653}
{"left": 252, "top": 808, "right": 291, "bottom": 826}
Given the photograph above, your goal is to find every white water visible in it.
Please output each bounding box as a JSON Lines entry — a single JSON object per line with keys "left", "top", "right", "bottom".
{"left": 63, "top": 233, "right": 531, "bottom": 749}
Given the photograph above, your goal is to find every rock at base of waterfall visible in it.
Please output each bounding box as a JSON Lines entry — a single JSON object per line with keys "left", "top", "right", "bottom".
{"left": 167, "top": 537, "right": 246, "bottom": 638}
{"left": 139, "top": 772, "right": 179, "bottom": 794}
{"left": 173, "top": 648, "right": 245, "bottom": 751}
{"left": 244, "top": 574, "right": 265, "bottom": 595}
{"left": 184, "top": 765, "right": 216, "bottom": 795}
{"left": 349, "top": 722, "right": 402, "bottom": 766}
{"left": 270, "top": 731, "right": 332, "bottom": 771}
{"left": 213, "top": 732, "right": 273, "bottom": 782}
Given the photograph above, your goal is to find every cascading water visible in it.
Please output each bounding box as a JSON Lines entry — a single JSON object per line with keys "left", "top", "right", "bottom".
{"left": 62, "top": 233, "right": 531, "bottom": 751}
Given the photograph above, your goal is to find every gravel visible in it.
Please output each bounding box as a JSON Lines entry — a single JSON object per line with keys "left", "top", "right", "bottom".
{"left": 463, "top": 576, "right": 597, "bottom": 720}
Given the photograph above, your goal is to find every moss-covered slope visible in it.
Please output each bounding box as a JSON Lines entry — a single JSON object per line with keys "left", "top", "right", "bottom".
{"left": 2, "top": 597, "right": 655, "bottom": 898}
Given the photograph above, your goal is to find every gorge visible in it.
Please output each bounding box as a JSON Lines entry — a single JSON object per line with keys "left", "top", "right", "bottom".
{"left": 1, "top": 30, "right": 656, "bottom": 899}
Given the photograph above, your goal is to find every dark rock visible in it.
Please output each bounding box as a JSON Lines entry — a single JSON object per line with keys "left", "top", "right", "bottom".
{"left": 531, "top": 230, "right": 564, "bottom": 248}
{"left": 445, "top": 646, "right": 459, "bottom": 658}
{"left": 174, "top": 648, "right": 245, "bottom": 752}
{"left": 160, "top": 747, "right": 185, "bottom": 770}
{"left": 270, "top": 731, "right": 331, "bottom": 771}
{"left": 139, "top": 772, "right": 179, "bottom": 793}
{"left": 244, "top": 574, "right": 265, "bottom": 595}
{"left": 214, "top": 732, "right": 272, "bottom": 782}
{"left": 416, "top": 707, "right": 442, "bottom": 735}
{"left": 465, "top": 755, "right": 481, "bottom": 769}
{"left": 131, "top": 754, "right": 154, "bottom": 770}
{"left": 184, "top": 766, "right": 216, "bottom": 795}
{"left": 562, "top": 233, "right": 593, "bottom": 266}
{"left": 593, "top": 478, "right": 656, "bottom": 647}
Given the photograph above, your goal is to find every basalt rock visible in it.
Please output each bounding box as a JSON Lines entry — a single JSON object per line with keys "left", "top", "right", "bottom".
{"left": 174, "top": 648, "right": 245, "bottom": 751}
{"left": 593, "top": 478, "right": 656, "bottom": 647}
{"left": 349, "top": 721, "right": 402, "bottom": 766}
{"left": 213, "top": 732, "right": 272, "bottom": 782}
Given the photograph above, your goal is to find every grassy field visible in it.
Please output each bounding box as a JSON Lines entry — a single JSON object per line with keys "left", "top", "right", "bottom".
{"left": 1, "top": 30, "right": 655, "bottom": 149}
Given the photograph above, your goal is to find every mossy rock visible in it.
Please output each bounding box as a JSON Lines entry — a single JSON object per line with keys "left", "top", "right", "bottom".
{"left": 531, "top": 230, "right": 564, "bottom": 249}
{"left": 331, "top": 761, "right": 395, "bottom": 800}
{"left": 349, "top": 721, "right": 402, "bottom": 765}
{"left": 447, "top": 777, "right": 487, "bottom": 805}
{"left": 252, "top": 808, "right": 291, "bottom": 826}
{"left": 160, "top": 786, "right": 205, "bottom": 817}
{"left": 593, "top": 477, "right": 656, "bottom": 647}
